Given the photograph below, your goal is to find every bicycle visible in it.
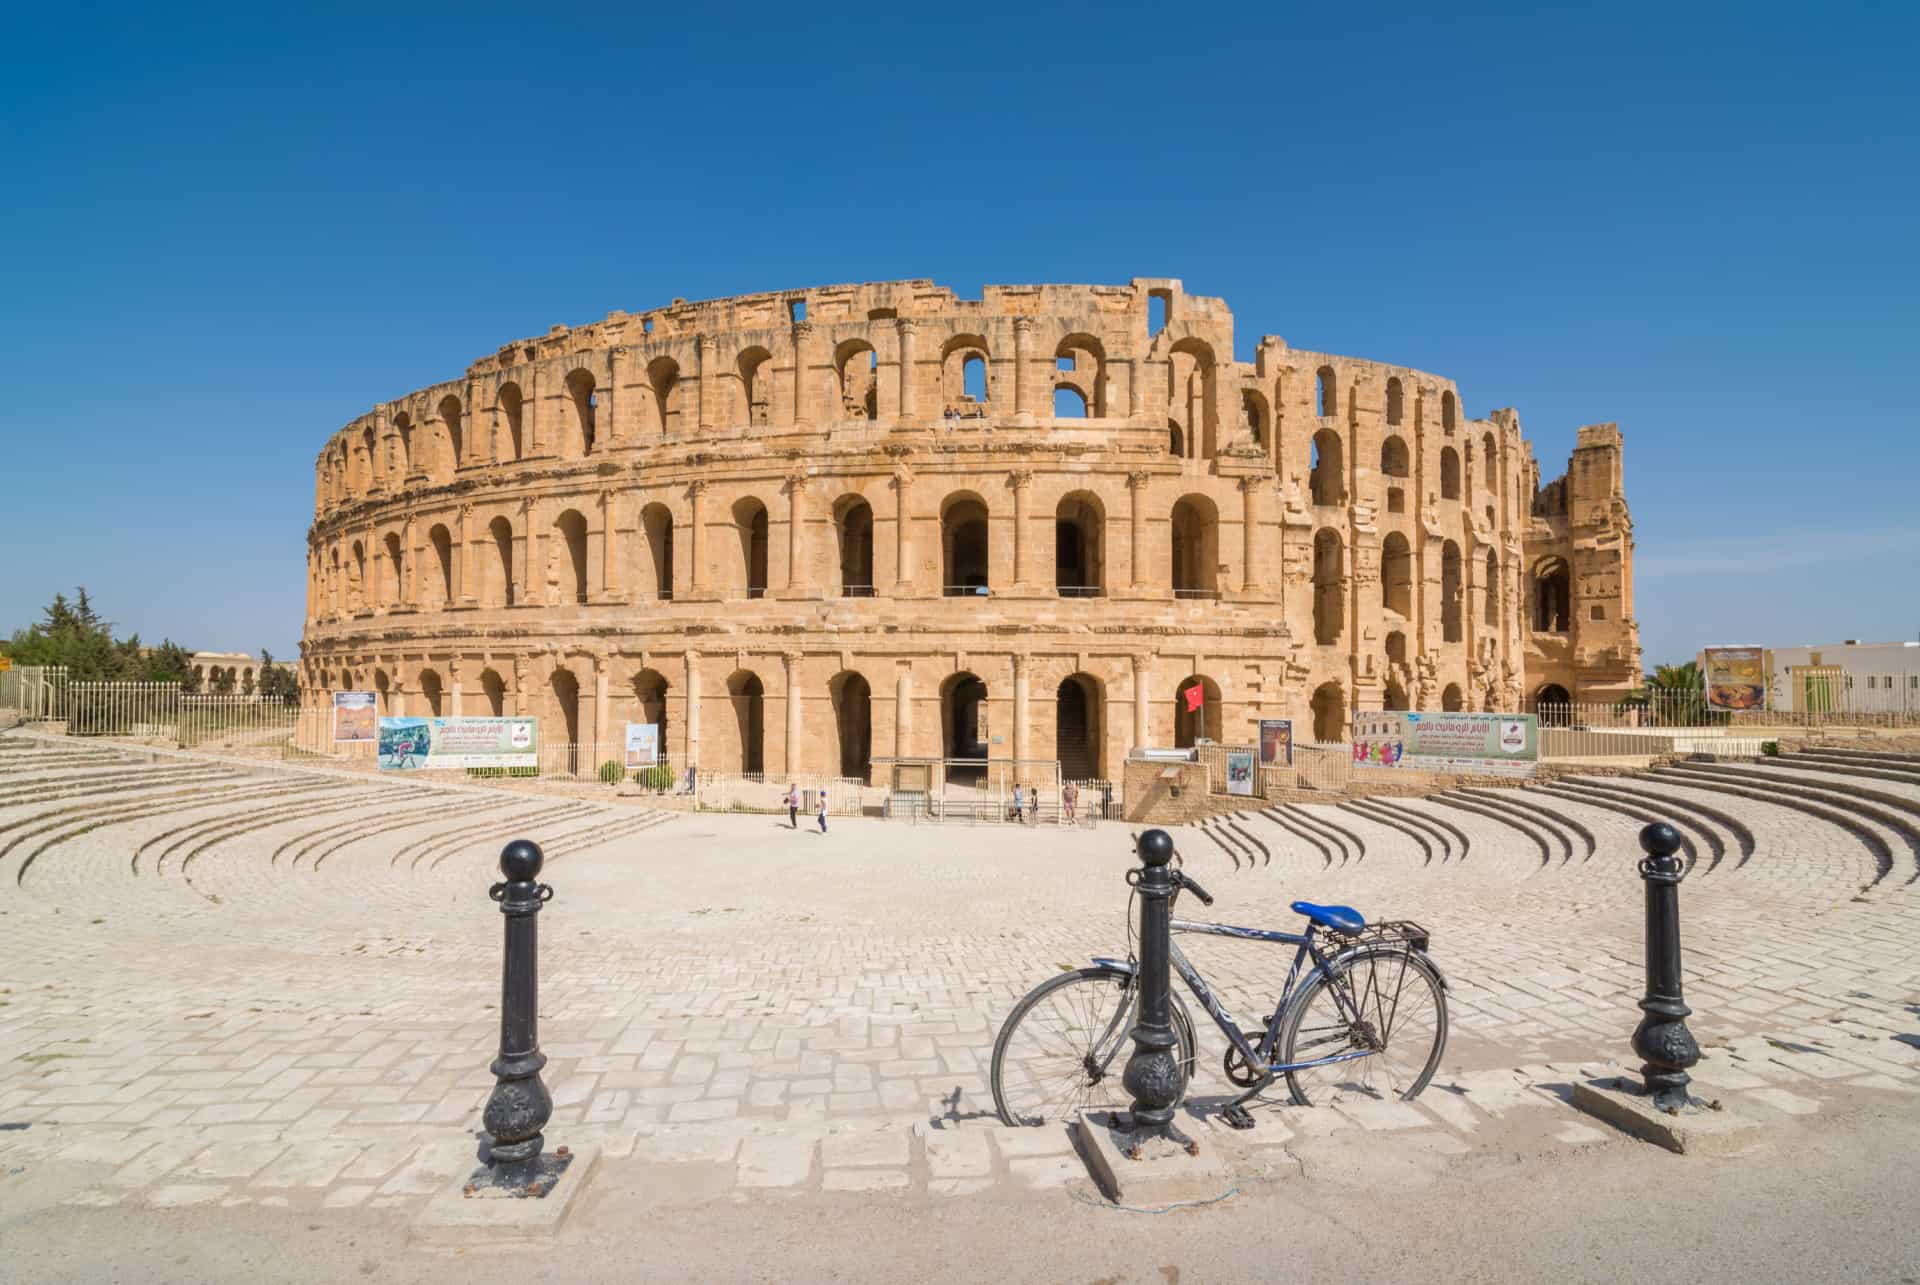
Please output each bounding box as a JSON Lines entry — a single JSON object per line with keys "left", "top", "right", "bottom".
{"left": 990, "top": 849, "right": 1448, "bottom": 1128}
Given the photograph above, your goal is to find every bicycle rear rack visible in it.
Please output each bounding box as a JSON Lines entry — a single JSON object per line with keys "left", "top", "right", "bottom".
{"left": 1325, "top": 920, "right": 1431, "bottom": 953}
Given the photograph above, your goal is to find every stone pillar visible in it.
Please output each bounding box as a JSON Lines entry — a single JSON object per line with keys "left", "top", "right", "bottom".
{"left": 1013, "top": 316, "right": 1033, "bottom": 416}
{"left": 399, "top": 518, "right": 414, "bottom": 607}
{"left": 783, "top": 651, "right": 803, "bottom": 776}
{"left": 895, "top": 670, "right": 913, "bottom": 759}
{"left": 517, "top": 499, "right": 538, "bottom": 607}
{"left": 1012, "top": 653, "right": 1031, "bottom": 765}
{"left": 593, "top": 654, "right": 610, "bottom": 758}
{"left": 784, "top": 472, "right": 807, "bottom": 595}
{"left": 1131, "top": 653, "right": 1152, "bottom": 752}
{"left": 448, "top": 658, "right": 463, "bottom": 718}
{"left": 513, "top": 656, "right": 530, "bottom": 717}
{"left": 684, "top": 650, "right": 702, "bottom": 770}
{"left": 688, "top": 481, "right": 708, "bottom": 591}
{"left": 600, "top": 491, "right": 621, "bottom": 599}
{"left": 1127, "top": 472, "right": 1151, "bottom": 590}
{"left": 1010, "top": 469, "right": 1033, "bottom": 589}
{"left": 697, "top": 334, "right": 718, "bottom": 431}
{"left": 1241, "top": 475, "right": 1263, "bottom": 594}
{"left": 895, "top": 317, "right": 918, "bottom": 419}
{"left": 891, "top": 468, "right": 914, "bottom": 595}
{"left": 457, "top": 506, "right": 475, "bottom": 604}
{"left": 790, "top": 322, "right": 813, "bottom": 428}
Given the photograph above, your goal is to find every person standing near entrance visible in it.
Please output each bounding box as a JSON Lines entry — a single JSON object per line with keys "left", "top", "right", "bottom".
{"left": 1027, "top": 784, "right": 1039, "bottom": 826}
{"left": 1011, "top": 782, "right": 1025, "bottom": 823}
{"left": 786, "top": 783, "right": 799, "bottom": 829}
{"left": 1062, "top": 780, "right": 1078, "bottom": 824}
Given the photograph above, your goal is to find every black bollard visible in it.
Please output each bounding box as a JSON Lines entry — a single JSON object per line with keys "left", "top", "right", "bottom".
{"left": 1117, "top": 829, "right": 1196, "bottom": 1157}
{"left": 1631, "top": 823, "right": 1699, "bottom": 1112}
{"left": 474, "top": 838, "right": 569, "bottom": 1195}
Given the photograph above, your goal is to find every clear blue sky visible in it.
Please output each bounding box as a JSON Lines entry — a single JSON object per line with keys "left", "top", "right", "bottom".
{"left": 3, "top": 1, "right": 1915, "bottom": 667}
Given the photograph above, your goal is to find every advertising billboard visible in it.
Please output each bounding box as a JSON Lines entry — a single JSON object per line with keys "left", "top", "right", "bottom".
{"left": 1352, "top": 711, "right": 1539, "bottom": 779}
{"left": 332, "top": 691, "right": 377, "bottom": 743}
{"left": 1700, "top": 646, "right": 1765, "bottom": 712}
{"left": 624, "top": 722, "right": 661, "bottom": 769}
{"left": 1258, "top": 718, "right": 1293, "bottom": 767}
{"left": 377, "top": 716, "right": 538, "bottom": 771}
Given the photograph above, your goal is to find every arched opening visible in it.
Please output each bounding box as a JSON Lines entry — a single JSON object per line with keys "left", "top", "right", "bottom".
{"left": 1381, "top": 433, "right": 1409, "bottom": 513}
{"left": 1313, "top": 529, "right": 1345, "bottom": 644}
{"left": 1056, "top": 334, "right": 1106, "bottom": 416}
{"left": 1315, "top": 365, "right": 1337, "bottom": 418}
{"left": 834, "top": 340, "right": 878, "bottom": 420}
{"left": 1167, "top": 422, "right": 1185, "bottom": 458}
{"left": 373, "top": 668, "right": 391, "bottom": 713}
{"left": 631, "top": 668, "right": 669, "bottom": 755}
{"left": 1534, "top": 559, "right": 1571, "bottom": 632}
{"left": 420, "top": 669, "right": 445, "bottom": 719}
{"left": 830, "top": 671, "right": 872, "bottom": 781}
{"left": 564, "top": 369, "right": 597, "bottom": 456}
{"left": 498, "top": 382, "right": 525, "bottom": 462}
{"left": 1054, "top": 385, "right": 1088, "bottom": 418}
{"left": 1055, "top": 491, "right": 1104, "bottom": 596}
{"left": 647, "top": 358, "right": 682, "bottom": 434}
{"left": 438, "top": 395, "right": 464, "bottom": 476}
{"left": 1441, "top": 390, "right": 1457, "bottom": 434}
{"left": 1147, "top": 290, "right": 1169, "bottom": 336}
{"left": 738, "top": 347, "right": 773, "bottom": 425}
{"left": 733, "top": 497, "right": 769, "bottom": 598}
{"left": 350, "top": 540, "right": 367, "bottom": 612}
{"left": 1310, "top": 429, "right": 1345, "bottom": 506}
{"left": 1173, "top": 675, "right": 1223, "bottom": 748}
{"left": 1381, "top": 532, "right": 1412, "bottom": 618}
{"left": 1385, "top": 630, "right": 1408, "bottom": 667}
{"left": 1242, "top": 390, "right": 1268, "bottom": 447}
{"left": 550, "top": 669, "right": 581, "bottom": 772}
{"left": 1386, "top": 376, "right": 1404, "bottom": 426}
{"left": 394, "top": 413, "right": 414, "bottom": 478}
{"left": 1442, "top": 683, "right": 1464, "bottom": 712}
{"left": 480, "top": 668, "right": 507, "bottom": 717}
{"left": 641, "top": 503, "right": 674, "bottom": 600}
{"left": 554, "top": 509, "right": 589, "bottom": 604}
{"left": 1384, "top": 679, "right": 1409, "bottom": 712}
{"left": 942, "top": 335, "right": 990, "bottom": 410}
{"left": 1484, "top": 549, "right": 1501, "bottom": 627}
{"left": 941, "top": 672, "right": 989, "bottom": 769}
{"left": 725, "top": 670, "right": 765, "bottom": 774}
{"left": 1170, "top": 494, "right": 1219, "bottom": 597}
{"left": 942, "top": 493, "right": 989, "bottom": 595}
{"left": 1441, "top": 540, "right": 1463, "bottom": 643}
{"left": 837, "top": 497, "right": 875, "bottom": 596}
{"left": 361, "top": 426, "right": 379, "bottom": 491}
{"left": 1482, "top": 431, "right": 1498, "bottom": 490}
{"left": 488, "top": 516, "right": 516, "bottom": 607}
{"left": 1056, "top": 673, "right": 1105, "bottom": 779}
{"left": 1310, "top": 681, "right": 1345, "bottom": 743}
{"left": 1168, "top": 339, "right": 1216, "bottom": 458}
{"left": 1440, "top": 447, "right": 1461, "bottom": 501}
{"left": 382, "top": 532, "right": 404, "bottom": 608}
{"left": 1534, "top": 683, "right": 1573, "bottom": 725}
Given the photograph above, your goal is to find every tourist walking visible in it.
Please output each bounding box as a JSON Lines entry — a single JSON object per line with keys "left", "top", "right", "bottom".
{"left": 816, "top": 789, "right": 829, "bottom": 834}
{"left": 1010, "top": 782, "right": 1024, "bottom": 823}
{"left": 1062, "top": 780, "right": 1078, "bottom": 824}
{"left": 786, "top": 783, "right": 799, "bottom": 829}
{"left": 1027, "top": 784, "right": 1039, "bottom": 826}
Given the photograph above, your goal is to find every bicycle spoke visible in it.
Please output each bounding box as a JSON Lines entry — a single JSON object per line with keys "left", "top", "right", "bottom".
{"left": 1281, "top": 948, "right": 1447, "bottom": 1107}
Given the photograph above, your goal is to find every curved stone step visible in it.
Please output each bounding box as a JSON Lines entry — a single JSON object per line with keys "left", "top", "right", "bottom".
{"left": 1454, "top": 787, "right": 1594, "bottom": 863}
{"left": 1765, "top": 754, "right": 1920, "bottom": 791}
{"left": 544, "top": 809, "right": 677, "bottom": 858}
{"left": 420, "top": 802, "right": 603, "bottom": 871}
{"left": 1220, "top": 816, "right": 1271, "bottom": 867}
{"left": 1347, "top": 797, "right": 1472, "bottom": 862}
{"left": 1638, "top": 767, "right": 1896, "bottom": 888}
{"left": 1426, "top": 793, "right": 1554, "bottom": 868}
{"left": 1195, "top": 816, "right": 1250, "bottom": 869}
{"left": 1335, "top": 799, "right": 1436, "bottom": 865}
{"left": 1538, "top": 782, "right": 1709, "bottom": 872}
{"left": 1558, "top": 776, "right": 1756, "bottom": 869}
{"left": 294, "top": 796, "right": 524, "bottom": 871}
{"left": 1284, "top": 805, "right": 1369, "bottom": 866}
{"left": 1254, "top": 807, "right": 1336, "bottom": 869}
{"left": 1664, "top": 761, "right": 1920, "bottom": 885}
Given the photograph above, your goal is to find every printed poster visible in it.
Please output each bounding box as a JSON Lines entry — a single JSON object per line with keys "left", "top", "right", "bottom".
{"left": 378, "top": 716, "right": 537, "bottom": 770}
{"left": 624, "top": 722, "right": 661, "bottom": 769}
{"left": 1258, "top": 718, "right": 1293, "bottom": 767}
{"left": 1352, "top": 711, "right": 1539, "bottom": 779}
{"left": 1700, "top": 646, "right": 1765, "bottom": 712}
{"left": 1225, "top": 748, "right": 1257, "bottom": 796}
{"left": 332, "top": 691, "right": 377, "bottom": 743}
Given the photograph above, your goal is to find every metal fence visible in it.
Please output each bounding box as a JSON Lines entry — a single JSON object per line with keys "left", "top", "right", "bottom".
{"left": 870, "top": 757, "right": 1067, "bottom": 824}
{"left": 0, "top": 665, "right": 67, "bottom": 721}
{"left": 1531, "top": 686, "right": 1920, "bottom": 731}
{"left": 46, "top": 679, "right": 302, "bottom": 747}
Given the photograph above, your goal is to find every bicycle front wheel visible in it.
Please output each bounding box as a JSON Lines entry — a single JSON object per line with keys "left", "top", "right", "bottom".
{"left": 991, "top": 967, "right": 1195, "bottom": 1127}
{"left": 1279, "top": 946, "right": 1447, "bottom": 1106}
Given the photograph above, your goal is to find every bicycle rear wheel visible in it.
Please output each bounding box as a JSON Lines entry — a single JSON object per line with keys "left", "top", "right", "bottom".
{"left": 1278, "top": 946, "right": 1446, "bottom": 1106}
{"left": 991, "top": 966, "right": 1196, "bottom": 1127}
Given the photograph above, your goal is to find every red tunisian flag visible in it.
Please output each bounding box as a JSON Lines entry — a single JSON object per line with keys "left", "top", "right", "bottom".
{"left": 1183, "top": 685, "right": 1205, "bottom": 713}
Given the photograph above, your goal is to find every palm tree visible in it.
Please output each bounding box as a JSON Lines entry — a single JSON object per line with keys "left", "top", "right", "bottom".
{"left": 1647, "top": 661, "right": 1708, "bottom": 726}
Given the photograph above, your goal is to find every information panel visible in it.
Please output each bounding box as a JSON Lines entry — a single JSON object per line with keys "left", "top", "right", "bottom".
{"left": 624, "top": 722, "right": 661, "bottom": 768}
{"left": 333, "top": 691, "right": 377, "bottom": 743}
{"left": 1352, "top": 711, "right": 1538, "bottom": 779}
{"left": 1258, "top": 718, "right": 1293, "bottom": 767}
{"left": 377, "top": 716, "right": 537, "bottom": 771}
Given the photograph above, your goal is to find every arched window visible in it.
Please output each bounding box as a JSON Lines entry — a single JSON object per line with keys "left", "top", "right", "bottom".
{"left": 1482, "top": 431, "right": 1498, "bottom": 491}
{"left": 548, "top": 669, "right": 579, "bottom": 767}
{"left": 1056, "top": 334, "right": 1106, "bottom": 416}
{"left": 1310, "top": 429, "right": 1345, "bottom": 506}
{"left": 1056, "top": 673, "right": 1105, "bottom": 779}
{"left": 1168, "top": 339, "right": 1216, "bottom": 458}
{"left": 941, "top": 494, "right": 990, "bottom": 595}
{"left": 830, "top": 671, "right": 872, "bottom": 780}
{"left": 565, "top": 369, "right": 597, "bottom": 457}
{"left": 438, "top": 395, "right": 464, "bottom": 477}
{"left": 1381, "top": 532, "right": 1412, "bottom": 618}
{"left": 1442, "top": 683, "right": 1464, "bottom": 711}
{"left": 1484, "top": 549, "right": 1500, "bottom": 627}
{"left": 733, "top": 497, "right": 769, "bottom": 598}
{"left": 420, "top": 669, "right": 445, "bottom": 719}
{"left": 1055, "top": 491, "right": 1104, "bottom": 596}
{"left": 647, "top": 358, "right": 681, "bottom": 434}
{"left": 837, "top": 497, "right": 874, "bottom": 596}
{"left": 350, "top": 540, "right": 367, "bottom": 612}
{"left": 941, "top": 671, "right": 989, "bottom": 765}
{"left": 1534, "top": 683, "right": 1572, "bottom": 725}
{"left": 724, "top": 670, "right": 765, "bottom": 774}
{"left": 1386, "top": 377, "right": 1404, "bottom": 426}
{"left": 1313, "top": 529, "right": 1344, "bottom": 644}
{"left": 1174, "top": 675, "right": 1222, "bottom": 747}
{"left": 393, "top": 413, "right": 414, "bottom": 478}
{"left": 630, "top": 668, "right": 669, "bottom": 755}
{"left": 834, "top": 340, "right": 878, "bottom": 420}
{"left": 554, "top": 509, "right": 589, "bottom": 604}
{"left": 1385, "top": 630, "right": 1408, "bottom": 666}
{"left": 361, "top": 427, "right": 379, "bottom": 491}
{"left": 1242, "top": 390, "right": 1268, "bottom": 446}
{"left": 1441, "top": 389, "right": 1457, "bottom": 434}
{"left": 1440, "top": 447, "right": 1461, "bottom": 501}
{"left": 942, "top": 335, "right": 991, "bottom": 411}
{"left": 1310, "top": 682, "right": 1344, "bottom": 742}
{"left": 1168, "top": 422, "right": 1185, "bottom": 458}
{"left": 382, "top": 532, "right": 404, "bottom": 608}
{"left": 488, "top": 516, "right": 516, "bottom": 607}
{"left": 738, "top": 347, "right": 773, "bottom": 425}
{"left": 1381, "top": 434, "right": 1409, "bottom": 514}
{"left": 1170, "top": 495, "right": 1219, "bottom": 597}
{"left": 480, "top": 667, "right": 507, "bottom": 717}
{"left": 1533, "top": 559, "right": 1571, "bottom": 632}
{"left": 1315, "top": 366, "right": 1336, "bottom": 418}
{"left": 1054, "top": 385, "right": 1089, "bottom": 417}
{"left": 1441, "top": 540, "right": 1463, "bottom": 643}
{"left": 497, "top": 383, "right": 525, "bottom": 462}
{"left": 640, "top": 503, "right": 674, "bottom": 600}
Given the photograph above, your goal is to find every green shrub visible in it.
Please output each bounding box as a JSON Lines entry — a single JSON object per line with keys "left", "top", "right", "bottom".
{"left": 1761, "top": 740, "right": 1780, "bottom": 756}
{"left": 640, "top": 763, "right": 676, "bottom": 792}
{"left": 598, "top": 759, "right": 625, "bottom": 784}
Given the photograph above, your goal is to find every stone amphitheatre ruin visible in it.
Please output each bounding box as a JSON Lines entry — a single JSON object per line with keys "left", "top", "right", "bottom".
{"left": 301, "top": 278, "right": 1641, "bottom": 780}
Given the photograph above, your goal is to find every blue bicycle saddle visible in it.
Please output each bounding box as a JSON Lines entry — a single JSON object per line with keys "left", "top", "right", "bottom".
{"left": 1291, "top": 901, "right": 1365, "bottom": 934}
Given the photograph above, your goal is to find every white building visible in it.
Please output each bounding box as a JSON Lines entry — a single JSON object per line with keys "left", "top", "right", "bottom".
{"left": 1765, "top": 640, "right": 1920, "bottom": 714}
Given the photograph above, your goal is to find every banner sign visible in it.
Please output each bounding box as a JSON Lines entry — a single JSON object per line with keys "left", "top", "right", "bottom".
{"left": 1352, "top": 711, "right": 1539, "bottom": 779}
{"left": 333, "top": 691, "right": 377, "bottom": 743}
{"left": 1224, "top": 748, "right": 1257, "bottom": 796}
{"left": 624, "top": 722, "right": 661, "bottom": 768}
{"left": 1700, "top": 646, "right": 1765, "bottom": 712}
{"left": 378, "top": 716, "right": 537, "bottom": 771}
{"left": 1258, "top": 719, "right": 1293, "bottom": 767}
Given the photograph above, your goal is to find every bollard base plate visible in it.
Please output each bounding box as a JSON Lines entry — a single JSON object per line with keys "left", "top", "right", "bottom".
{"left": 1570, "top": 1077, "right": 1761, "bottom": 1156}
{"left": 412, "top": 1145, "right": 600, "bottom": 1248}
{"left": 462, "top": 1148, "right": 573, "bottom": 1199}
{"left": 1074, "top": 1109, "right": 1231, "bottom": 1208}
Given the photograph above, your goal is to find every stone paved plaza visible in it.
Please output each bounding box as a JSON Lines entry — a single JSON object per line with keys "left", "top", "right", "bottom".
{"left": 2, "top": 731, "right": 1918, "bottom": 1235}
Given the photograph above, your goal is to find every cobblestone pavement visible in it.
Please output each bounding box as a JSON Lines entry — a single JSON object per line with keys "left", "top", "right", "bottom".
{"left": 1, "top": 732, "right": 1916, "bottom": 1227}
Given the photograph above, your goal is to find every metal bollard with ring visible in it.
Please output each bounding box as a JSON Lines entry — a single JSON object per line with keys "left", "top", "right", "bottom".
{"left": 1116, "top": 828, "right": 1197, "bottom": 1157}
{"left": 1631, "top": 822, "right": 1700, "bottom": 1112}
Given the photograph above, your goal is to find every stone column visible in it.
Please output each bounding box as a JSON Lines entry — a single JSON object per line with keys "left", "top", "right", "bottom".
{"left": 688, "top": 480, "right": 708, "bottom": 592}
{"left": 1012, "top": 653, "right": 1031, "bottom": 765}
{"left": 1241, "top": 475, "right": 1263, "bottom": 594}
{"left": 784, "top": 472, "right": 808, "bottom": 595}
{"left": 448, "top": 658, "right": 463, "bottom": 718}
{"left": 513, "top": 656, "right": 530, "bottom": 717}
{"left": 1013, "top": 316, "right": 1033, "bottom": 416}
{"left": 1127, "top": 472, "right": 1151, "bottom": 590}
{"left": 399, "top": 518, "right": 414, "bottom": 607}
{"left": 1131, "top": 653, "right": 1152, "bottom": 751}
{"left": 1010, "top": 469, "right": 1033, "bottom": 589}
{"left": 895, "top": 670, "right": 912, "bottom": 759}
{"left": 600, "top": 490, "right": 621, "bottom": 599}
{"left": 790, "top": 321, "right": 813, "bottom": 428}
{"left": 519, "top": 499, "right": 540, "bottom": 606}
{"left": 891, "top": 468, "right": 914, "bottom": 595}
{"left": 458, "top": 505, "right": 475, "bottom": 604}
{"left": 697, "top": 334, "right": 718, "bottom": 431}
{"left": 895, "top": 317, "right": 918, "bottom": 419}
{"left": 593, "top": 653, "right": 610, "bottom": 758}
{"left": 684, "top": 650, "right": 702, "bottom": 769}
{"left": 783, "top": 651, "right": 803, "bottom": 776}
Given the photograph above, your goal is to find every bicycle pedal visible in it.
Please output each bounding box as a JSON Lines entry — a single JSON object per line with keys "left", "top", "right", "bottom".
{"left": 1219, "top": 1105, "right": 1257, "bottom": 1131}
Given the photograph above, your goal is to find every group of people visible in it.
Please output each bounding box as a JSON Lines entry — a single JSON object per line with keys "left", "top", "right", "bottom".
{"left": 786, "top": 784, "right": 828, "bottom": 832}
{"left": 1007, "top": 781, "right": 1088, "bottom": 824}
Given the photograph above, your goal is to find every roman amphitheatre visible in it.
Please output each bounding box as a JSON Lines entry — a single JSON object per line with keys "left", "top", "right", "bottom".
{"left": 301, "top": 277, "right": 1639, "bottom": 782}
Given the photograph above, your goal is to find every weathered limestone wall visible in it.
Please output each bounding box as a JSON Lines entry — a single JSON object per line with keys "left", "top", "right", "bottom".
{"left": 300, "top": 278, "right": 1640, "bottom": 777}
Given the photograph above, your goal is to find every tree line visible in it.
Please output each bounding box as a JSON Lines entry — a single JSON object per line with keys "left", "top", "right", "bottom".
{"left": 0, "top": 588, "right": 298, "bottom": 700}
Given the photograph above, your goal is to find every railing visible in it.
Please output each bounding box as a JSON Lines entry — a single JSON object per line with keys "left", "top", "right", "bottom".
{"left": 0, "top": 665, "right": 67, "bottom": 721}
{"left": 943, "top": 585, "right": 992, "bottom": 598}
{"left": 1533, "top": 686, "right": 1920, "bottom": 731}
{"left": 1056, "top": 585, "right": 1105, "bottom": 598}
{"left": 696, "top": 772, "right": 866, "bottom": 815}
{"left": 53, "top": 680, "right": 301, "bottom": 747}
{"left": 841, "top": 584, "right": 877, "bottom": 598}
{"left": 1172, "top": 588, "right": 1221, "bottom": 600}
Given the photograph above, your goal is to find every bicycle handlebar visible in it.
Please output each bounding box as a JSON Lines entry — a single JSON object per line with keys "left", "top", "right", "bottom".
{"left": 1174, "top": 871, "right": 1214, "bottom": 906}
